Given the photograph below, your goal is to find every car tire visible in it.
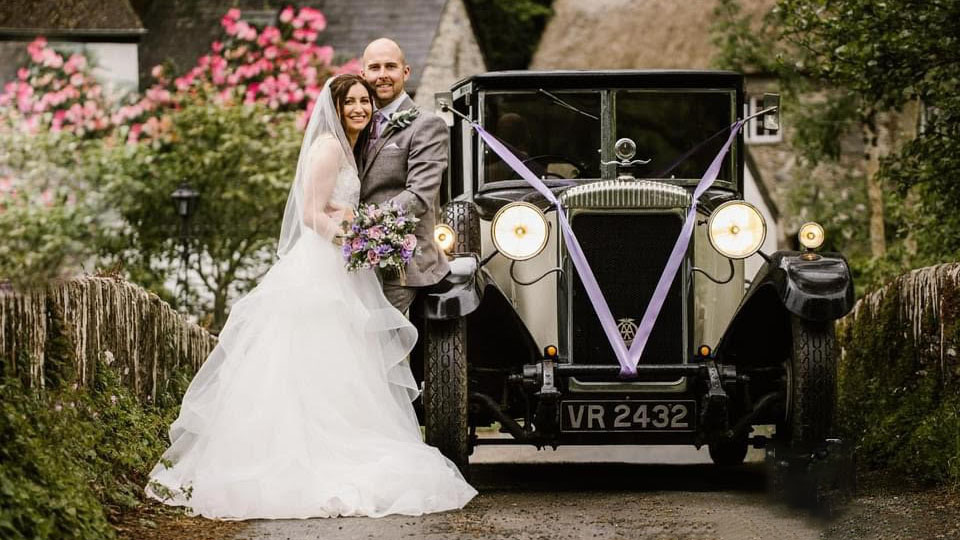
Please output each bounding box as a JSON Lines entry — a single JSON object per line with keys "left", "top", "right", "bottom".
{"left": 423, "top": 316, "right": 470, "bottom": 476}
{"left": 442, "top": 201, "right": 480, "bottom": 255}
{"left": 784, "top": 317, "right": 837, "bottom": 449}
{"left": 709, "top": 436, "right": 749, "bottom": 467}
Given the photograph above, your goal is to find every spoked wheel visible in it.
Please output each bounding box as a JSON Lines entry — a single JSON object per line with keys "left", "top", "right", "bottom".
{"left": 423, "top": 316, "right": 471, "bottom": 477}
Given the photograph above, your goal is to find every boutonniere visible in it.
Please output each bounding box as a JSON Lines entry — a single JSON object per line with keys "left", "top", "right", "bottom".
{"left": 385, "top": 108, "right": 420, "bottom": 131}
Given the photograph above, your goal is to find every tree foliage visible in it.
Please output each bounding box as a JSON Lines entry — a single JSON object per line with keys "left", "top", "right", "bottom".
{"left": 464, "top": 0, "right": 553, "bottom": 70}
{"left": 1, "top": 6, "right": 353, "bottom": 324}
{"left": 99, "top": 102, "right": 301, "bottom": 329}
{"left": 713, "top": 0, "right": 960, "bottom": 290}
{"left": 0, "top": 130, "right": 104, "bottom": 289}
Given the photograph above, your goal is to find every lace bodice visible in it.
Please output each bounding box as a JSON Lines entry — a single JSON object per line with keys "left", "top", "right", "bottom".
{"left": 330, "top": 161, "right": 360, "bottom": 208}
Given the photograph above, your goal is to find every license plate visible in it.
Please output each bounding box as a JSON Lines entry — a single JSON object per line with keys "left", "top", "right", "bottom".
{"left": 560, "top": 400, "right": 696, "bottom": 432}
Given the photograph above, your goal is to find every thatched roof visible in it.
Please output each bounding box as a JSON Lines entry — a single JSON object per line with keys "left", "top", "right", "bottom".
{"left": 531, "top": 0, "right": 773, "bottom": 70}
{"left": 0, "top": 0, "right": 144, "bottom": 39}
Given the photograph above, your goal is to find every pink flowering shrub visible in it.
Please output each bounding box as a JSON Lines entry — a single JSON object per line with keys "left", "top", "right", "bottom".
{"left": 130, "top": 6, "right": 359, "bottom": 137}
{"left": 0, "top": 37, "right": 113, "bottom": 137}
{"left": 0, "top": 6, "right": 357, "bottom": 297}
{"left": 0, "top": 6, "right": 357, "bottom": 143}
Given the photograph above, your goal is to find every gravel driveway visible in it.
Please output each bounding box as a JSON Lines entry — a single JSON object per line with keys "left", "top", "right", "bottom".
{"left": 234, "top": 445, "right": 826, "bottom": 540}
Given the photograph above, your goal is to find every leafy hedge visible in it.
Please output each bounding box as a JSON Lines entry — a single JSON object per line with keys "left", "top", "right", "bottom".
{"left": 0, "top": 315, "right": 192, "bottom": 539}
{"left": 837, "top": 264, "right": 960, "bottom": 485}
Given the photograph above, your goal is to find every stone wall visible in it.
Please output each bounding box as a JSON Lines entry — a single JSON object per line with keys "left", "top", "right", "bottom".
{"left": 837, "top": 263, "right": 960, "bottom": 482}
{"left": 414, "top": 0, "right": 486, "bottom": 110}
{"left": 0, "top": 277, "right": 215, "bottom": 402}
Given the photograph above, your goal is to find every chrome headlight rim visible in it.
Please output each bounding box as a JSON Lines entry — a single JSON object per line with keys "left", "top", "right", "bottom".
{"left": 433, "top": 223, "right": 457, "bottom": 254}
{"left": 798, "top": 221, "right": 825, "bottom": 250}
{"left": 707, "top": 200, "right": 767, "bottom": 260}
{"left": 491, "top": 201, "right": 549, "bottom": 261}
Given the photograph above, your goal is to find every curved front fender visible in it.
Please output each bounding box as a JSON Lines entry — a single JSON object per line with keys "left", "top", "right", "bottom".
{"left": 422, "top": 256, "right": 486, "bottom": 320}
{"left": 716, "top": 251, "right": 853, "bottom": 368}
{"left": 759, "top": 251, "right": 855, "bottom": 321}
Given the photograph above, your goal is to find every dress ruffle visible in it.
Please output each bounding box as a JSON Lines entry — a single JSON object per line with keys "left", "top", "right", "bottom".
{"left": 146, "top": 232, "right": 476, "bottom": 519}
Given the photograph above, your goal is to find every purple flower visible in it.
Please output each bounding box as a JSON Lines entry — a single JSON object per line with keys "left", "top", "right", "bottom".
{"left": 376, "top": 244, "right": 393, "bottom": 255}
{"left": 401, "top": 248, "right": 413, "bottom": 261}
{"left": 341, "top": 244, "right": 352, "bottom": 257}
{"left": 402, "top": 234, "right": 417, "bottom": 251}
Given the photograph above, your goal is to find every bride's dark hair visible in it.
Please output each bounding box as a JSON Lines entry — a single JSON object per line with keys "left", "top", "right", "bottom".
{"left": 329, "top": 74, "right": 375, "bottom": 163}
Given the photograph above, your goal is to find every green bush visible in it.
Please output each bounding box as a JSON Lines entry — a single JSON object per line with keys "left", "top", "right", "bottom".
{"left": 0, "top": 359, "right": 186, "bottom": 539}
{"left": 0, "top": 129, "right": 105, "bottom": 290}
{"left": 96, "top": 100, "right": 301, "bottom": 330}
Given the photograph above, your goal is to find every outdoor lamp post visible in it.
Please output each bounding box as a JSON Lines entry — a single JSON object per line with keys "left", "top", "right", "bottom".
{"left": 170, "top": 181, "right": 199, "bottom": 308}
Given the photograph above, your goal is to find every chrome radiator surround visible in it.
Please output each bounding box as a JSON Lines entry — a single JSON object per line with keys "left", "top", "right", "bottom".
{"left": 559, "top": 179, "right": 692, "bottom": 209}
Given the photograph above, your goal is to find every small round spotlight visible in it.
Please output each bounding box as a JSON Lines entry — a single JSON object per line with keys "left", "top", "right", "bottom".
{"left": 798, "top": 222, "right": 825, "bottom": 250}
{"left": 434, "top": 224, "right": 456, "bottom": 253}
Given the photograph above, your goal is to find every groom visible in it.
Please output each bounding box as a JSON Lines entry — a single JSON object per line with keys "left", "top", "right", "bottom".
{"left": 359, "top": 38, "right": 450, "bottom": 313}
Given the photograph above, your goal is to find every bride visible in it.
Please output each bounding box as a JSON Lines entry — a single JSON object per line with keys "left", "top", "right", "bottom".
{"left": 145, "top": 74, "right": 477, "bottom": 520}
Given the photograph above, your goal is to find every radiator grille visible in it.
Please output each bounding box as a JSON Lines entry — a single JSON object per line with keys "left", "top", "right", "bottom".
{"left": 569, "top": 212, "right": 686, "bottom": 369}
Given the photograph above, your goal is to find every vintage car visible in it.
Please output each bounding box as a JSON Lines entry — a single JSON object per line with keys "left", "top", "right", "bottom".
{"left": 411, "top": 70, "right": 854, "bottom": 479}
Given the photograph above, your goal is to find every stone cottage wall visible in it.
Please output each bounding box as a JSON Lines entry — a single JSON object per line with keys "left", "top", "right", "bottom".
{"left": 414, "top": 0, "right": 486, "bottom": 110}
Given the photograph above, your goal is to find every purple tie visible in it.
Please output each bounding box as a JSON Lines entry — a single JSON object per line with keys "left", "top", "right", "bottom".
{"left": 367, "top": 112, "right": 385, "bottom": 154}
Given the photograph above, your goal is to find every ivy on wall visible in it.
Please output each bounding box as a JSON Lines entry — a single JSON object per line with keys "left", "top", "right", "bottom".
{"left": 837, "top": 263, "right": 960, "bottom": 485}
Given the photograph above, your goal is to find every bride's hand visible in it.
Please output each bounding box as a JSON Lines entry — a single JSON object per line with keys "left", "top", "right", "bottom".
{"left": 341, "top": 206, "right": 356, "bottom": 223}
{"left": 328, "top": 201, "right": 355, "bottom": 222}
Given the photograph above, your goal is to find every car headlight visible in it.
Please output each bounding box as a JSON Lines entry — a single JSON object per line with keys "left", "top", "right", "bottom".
{"left": 708, "top": 201, "right": 767, "bottom": 259}
{"left": 434, "top": 223, "right": 456, "bottom": 253}
{"left": 798, "top": 222, "right": 825, "bottom": 250}
{"left": 491, "top": 202, "right": 549, "bottom": 261}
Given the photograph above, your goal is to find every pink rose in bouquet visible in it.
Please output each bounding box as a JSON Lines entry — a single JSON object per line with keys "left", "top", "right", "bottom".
{"left": 402, "top": 234, "right": 417, "bottom": 251}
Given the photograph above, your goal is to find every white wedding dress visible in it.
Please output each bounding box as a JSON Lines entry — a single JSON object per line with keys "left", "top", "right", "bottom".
{"left": 145, "top": 125, "right": 477, "bottom": 519}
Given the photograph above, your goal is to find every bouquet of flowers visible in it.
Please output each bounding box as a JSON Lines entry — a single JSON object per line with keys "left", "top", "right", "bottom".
{"left": 340, "top": 201, "right": 419, "bottom": 281}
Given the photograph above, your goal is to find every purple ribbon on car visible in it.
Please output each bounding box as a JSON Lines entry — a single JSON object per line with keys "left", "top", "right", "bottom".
{"left": 471, "top": 120, "right": 745, "bottom": 378}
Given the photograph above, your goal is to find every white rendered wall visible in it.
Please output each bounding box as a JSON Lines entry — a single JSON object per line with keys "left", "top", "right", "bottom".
{"left": 56, "top": 41, "right": 139, "bottom": 97}
{"left": 742, "top": 166, "right": 778, "bottom": 280}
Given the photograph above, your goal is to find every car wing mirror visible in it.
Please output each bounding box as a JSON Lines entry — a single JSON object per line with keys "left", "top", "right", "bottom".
{"left": 435, "top": 92, "right": 454, "bottom": 127}
{"left": 762, "top": 93, "right": 780, "bottom": 132}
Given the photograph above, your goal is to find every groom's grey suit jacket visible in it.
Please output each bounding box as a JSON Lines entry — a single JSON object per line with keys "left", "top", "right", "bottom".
{"left": 360, "top": 96, "right": 450, "bottom": 288}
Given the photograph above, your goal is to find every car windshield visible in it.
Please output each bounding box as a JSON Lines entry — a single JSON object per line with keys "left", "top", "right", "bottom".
{"left": 616, "top": 90, "right": 736, "bottom": 182}
{"left": 481, "top": 91, "right": 602, "bottom": 184}
{"left": 479, "top": 88, "right": 737, "bottom": 187}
